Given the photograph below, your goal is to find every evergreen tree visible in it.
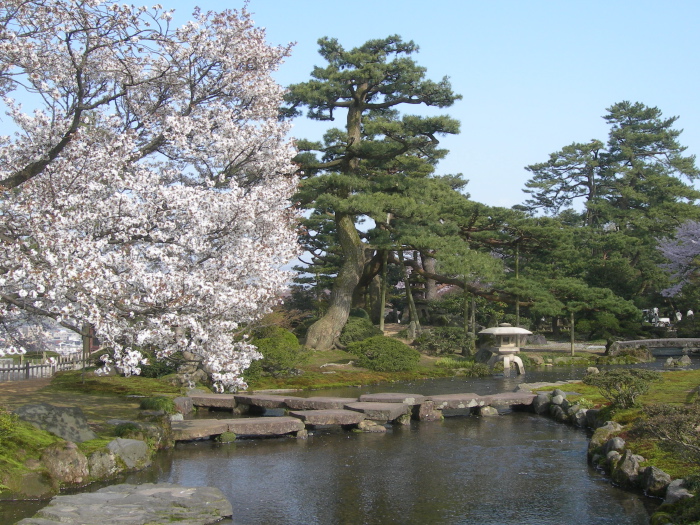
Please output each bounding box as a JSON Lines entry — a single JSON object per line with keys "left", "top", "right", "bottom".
{"left": 284, "top": 36, "right": 461, "bottom": 350}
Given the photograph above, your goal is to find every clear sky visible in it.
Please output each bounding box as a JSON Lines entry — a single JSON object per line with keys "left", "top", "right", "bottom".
{"left": 168, "top": 0, "right": 700, "bottom": 209}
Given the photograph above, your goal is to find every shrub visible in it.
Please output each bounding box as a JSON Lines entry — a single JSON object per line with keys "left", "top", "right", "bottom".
{"left": 347, "top": 336, "right": 420, "bottom": 372}
{"left": 338, "top": 317, "right": 382, "bottom": 346}
{"left": 414, "top": 327, "right": 475, "bottom": 356}
{"left": 139, "top": 351, "right": 181, "bottom": 378}
{"left": 435, "top": 357, "right": 491, "bottom": 377}
{"left": 633, "top": 403, "right": 700, "bottom": 461}
{"left": 597, "top": 346, "right": 654, "bottom": 365}
{"left": 349, "top": 308, "right": 370, "bottom": 319}
{"left": 249, "top": 327, "right": 308, "bottom": 377}
{"left": 0, "top": 405, "right": 18, "bottom": 439}
{"left": 582, "top": 368, "right": 662, "bottom": 408}
{"left": 139, "top": 396, "right": 176, "bottom": 414}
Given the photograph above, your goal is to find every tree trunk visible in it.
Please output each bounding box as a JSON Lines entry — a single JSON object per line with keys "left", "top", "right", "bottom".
{"left": 378, "top": 249, "right": 389, "bottom": 331}
{"left": 570, "top": 311, "right": 575, "bottom": 357}
{"left": 305, "top": 213, "right": 366, "bottom": 350}
{"left": 399, "top": 250, "right": 421, "bottom": 339}
{"left": 422, "top": 254, "right": 438, "bottom": 301}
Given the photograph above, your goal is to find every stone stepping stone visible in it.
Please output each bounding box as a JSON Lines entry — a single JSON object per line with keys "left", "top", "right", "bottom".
{"left": 233, "top": 394, "right": 293, "bottom": 409}
{"left": 172, "top": 419, "right": 230, "bottom": 441}
{"left": 227, "top": 416, "right": 305, "bottom": 437}
{"left": 344, "top": 402, "right": 411, "bottom": 421}
{"left": 479, "top": 392, "right": 536, "bottom": 408}
{"left": 358, "top": 393, "right": 426, "bottom": 405}
{"left": 284, "top": 397, "right": 358, "bottom": 410}
{"left": 289, "top": 409, "right": 366, "bottom": 426}
{"left": 186, "top": 393, "right": 236, "bottom": 409}
{"left": 427, "top": 393, "right": 483, "bottom": 410}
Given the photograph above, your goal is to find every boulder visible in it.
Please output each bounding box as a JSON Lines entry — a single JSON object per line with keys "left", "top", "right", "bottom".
{"left": 572, "top": 408, "right": 588, "bottom": 428}
{"left": 586, "top": 367, "right": 600, "bottom": 375}
{"left": 664, "top": 479, "right": 694, "bottom": 505}
{"left": 531, "top": 393, "right": 550, "bottom": 415}
{"left": 588, "top": 421, "right": 623, "bottom": 457}
{"left": 585, "top": 409, "right": 602, "bottom": 429}
{"left": 611, "top": 449, "right": 641, "bottom": 488}
{"left": 107, "top": 438, "right": 151, "bottom": 470}
{"left": 15, "top": 403, "right": 97, "bottom": 443}
{"left": 41, "top": 442, "right": 89, "bottom": 485}
{"left": 173, "top": 396, "right": 194, "bottom": 415}
{"left": 639, "top": 466, "right": 672, "bottom": 497}
{"left": 602, "top": 436, "right": 626, "bottom": 455}
{"left": 478, "top": 406, "right": 499, "bottom": 417}
{"left": 17, "top": 483, "right": 232, "bottom": 525}
{"left": 87, "top": 450, "right": 119, "bottom": 480}
{"left": 417, "top": 401, "right": 443, "bottom": 422}
{"left": 549, "top": 404, "right": 567, "bottom": 423}
{"left": 356, "top": 420, "right": 387, "bottom": 433}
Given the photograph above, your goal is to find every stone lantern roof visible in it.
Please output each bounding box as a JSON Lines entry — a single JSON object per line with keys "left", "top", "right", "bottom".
{"left": 478, "top": 323, "right": 532, "bottom": 337}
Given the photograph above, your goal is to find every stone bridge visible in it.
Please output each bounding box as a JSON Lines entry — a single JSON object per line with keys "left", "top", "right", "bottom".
{"left": 609, "top": 338, "right": 700, "bottom": 355}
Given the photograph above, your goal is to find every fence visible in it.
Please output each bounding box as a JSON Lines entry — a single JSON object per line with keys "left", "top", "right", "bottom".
{"left": 0, "top": 355, "right": 87, "bottom": 382}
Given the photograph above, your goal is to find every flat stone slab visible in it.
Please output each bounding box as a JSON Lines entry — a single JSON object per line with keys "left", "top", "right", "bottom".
{"left": 358, "top": 393, "right": 426, "bottom": 405}
{"left": 427, "top": 393, "right": 483, "bottom": 410}
{"left": 233, "top": 394, "right": 292, "bottom": 408}
{"left": 344, "top": 402, "right": 411, "bottom": 421}
{"left": 227, "top": 416, "right": 305, "bottom": 436}
{"left": 18, "top": 483, "right": 231, "bottom": 525}
{"left": 187, "top": 393, "right": 236, "bottom": 409}
{"left": 284, "top": 396, "right": 358, "bottom": 410}
{"left": 479, "top": 392, "right": 536, "bottom": 407}
{"left": 172, "top": 419, "right": 230, "bottom": 441}
{"left": 289, "top": 409, "right": 366, "bottom": 426}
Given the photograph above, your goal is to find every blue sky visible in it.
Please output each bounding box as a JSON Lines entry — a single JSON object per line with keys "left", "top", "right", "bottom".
{"left": 170, "top": 1, "right": 700, "bottom": 208}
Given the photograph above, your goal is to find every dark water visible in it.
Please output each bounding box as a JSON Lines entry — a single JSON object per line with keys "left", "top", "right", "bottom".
{"left": 5, "top": 356, "right": 697, "bottom": 524}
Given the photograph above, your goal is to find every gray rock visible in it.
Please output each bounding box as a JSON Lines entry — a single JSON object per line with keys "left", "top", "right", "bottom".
{"left": 107, "top": 438, "right": 151, "bottom": 470}
{"left": 639, "top": 466, "right": 672, "bottom": 497}
{"left": 586, "top": 367, "right": 600, "bottom": 375}
{"left": 589, "top": 421, "right": 623, "bottom": 455}
{"left": 664, "top": 479, "right": 694, "bottom": 505}
{"left": 87, "top": 450, "right": 118, "bottom": 480}
{"left": 611, "top": 449, "right": 640, "bottom": 487}
{"left": 41, "top": 442, "right": 88, "bottom": 485}
{"left": 606, "top": 450, "right": 622, "bottom": 466}
{"left": 602, "top": 436, "right": 626, "bottom": 455}
{"left": 17, "top": 483, "right": 232, "bottom": 525}
{"left": 532, "top": 393, "right": 550, "bottom": 415}
{"left": 586, "top": 409, "right": 601, "bottom": 429}
{"left": 551, "top": 394, "right": 565, "bottom": 406}
{"left": 15, "top": 403, "right": 98, "bottom": 443}
{"left": 478, "top": 406, "right": 499, "bottom": 417}
{"left": 551, "top": 388, "right": 567, "bottom": 399}
{"left": 680, "top": 355, "right": 692, "bottom": 365}
{"left": 572, "top": 408, "right": 588, "bottom": 428}
{"left": 357, "top": 420, "right": 387, "bottom": 433}
{"left": 548, "top": 404, "right": 567, "bottom": 422}
{"left": 173, "top": 396, "right": 194, "bottom": 414}
{"left": 417, "top": 401, "right": 443, "bottom": 421}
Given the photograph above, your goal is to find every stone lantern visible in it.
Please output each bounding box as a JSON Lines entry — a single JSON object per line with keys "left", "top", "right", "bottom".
{"left": 478, "top": 323, "right": 532, "bottom": 375}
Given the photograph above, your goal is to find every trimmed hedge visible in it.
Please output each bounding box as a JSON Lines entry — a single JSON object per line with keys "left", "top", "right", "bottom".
{"left": 339, "top": 317, "right": 382, "bottom": 346}
{"left": 246, "top": 327, "right": 308, "bottom": 379}
{"left": 347, "top": 336, "right": 420, "bottom": 372}
{"left": 413, "top": 327, "right": 475, "bottom": 356}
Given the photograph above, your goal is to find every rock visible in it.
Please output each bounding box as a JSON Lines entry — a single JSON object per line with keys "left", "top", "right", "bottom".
{"left": 639, "top": 466, "right": 672, "bottom": 497}
{"left": 478, "top": 406, "right": 499, "bottom": 417}
{"left": 474, "top": 347, "right": 494, "bottom": 364}
{"left": 549, "top": 404, "right": 567, "bottom": 423}
{"left": 586, "top": 409, "right": 601, "bottom": 429}
{"left": 17, "top": 483, "right": 232, "bottom": 525}
{"left": 586, "top": 367, "right": 600, "bottom": 375}
{"left": 87, "top": 450, "right": 118, "bottom": 480}
{"left": 572, "top": 408, "right": 588, "bottom": 428}
{"left": 2, "top": 471, "right": 55, "bottom": 499}
{"left": 170, "top": 413, "right": 184, "bottom": 421}
{"left": 680, "top": 355, "right": 692, "bottom": 365}
{"left": 15, "top": 403, "right": 98, "bottom": 443}
{"left": 173, "top": 396, "right": 194, "bottom": 414}
{"left": 611, "top": 449, "right": 641, "bottom": 487}
{"left": 417, "top": 401, "right": 443, "bottom": 421}
{"left": 525, "top": 334, "right": 547, "bottom": 345}
{"left": 356, "top": 420, "right": 387, "bottom": 433}
{"left": 107, "top": 438, "right": 151, "bottom": 470}
{"left": 551, "top": 388, "right": 567, "bottom": 399}
{"left": 664, "top": 479, "right": 694, "bottom": 505}
{"left": 531, "top": 393, "right": 550, "bottom": 415}
{"left": 41, "top": 442, "right": 89, "bottom": 485}
{"left": 606, "top": 450, "right": 622, "bottom": 466}
{"left": 602, "top": 436, "right": 626, "bottom": 455}
{"left": 589, "top": 421, "right": 623, "bottom": 456}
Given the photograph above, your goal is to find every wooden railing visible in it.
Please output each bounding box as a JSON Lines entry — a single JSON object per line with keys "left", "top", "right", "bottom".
{"left": 0, "top": 356, "right": 86, "bottom": 382}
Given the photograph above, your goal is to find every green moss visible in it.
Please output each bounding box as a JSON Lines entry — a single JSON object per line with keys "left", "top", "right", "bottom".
{"left": 139, "top": 396, "right": 176, "bottom": 414}
{"left": 48, "top": 370, "right": 181, "bottom": 396}
{"left": 0, "top": 417, "right": 62, "bottom": 491}
{"left": 77, "top": 438, "right": 114, "bottom": 456}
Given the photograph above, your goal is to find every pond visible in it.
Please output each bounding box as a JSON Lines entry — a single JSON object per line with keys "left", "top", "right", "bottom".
{"left": 6, "top": 355, "right": 698, "bottom": 524}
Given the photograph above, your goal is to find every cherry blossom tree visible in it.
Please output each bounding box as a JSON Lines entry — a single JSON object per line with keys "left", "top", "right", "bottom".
{"left": 658, "top": 221, "right": 700, "bottom": 298}
{"left": 0, "top": 1, "right": 299, "bottom": 390}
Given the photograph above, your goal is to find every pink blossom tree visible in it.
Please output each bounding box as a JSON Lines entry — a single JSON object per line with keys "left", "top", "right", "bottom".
{"left": 658, "top": 221, "right": 700, "bottom": 299}
{"left": 0, "top": 1, "right": 299, "bottom": 390}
